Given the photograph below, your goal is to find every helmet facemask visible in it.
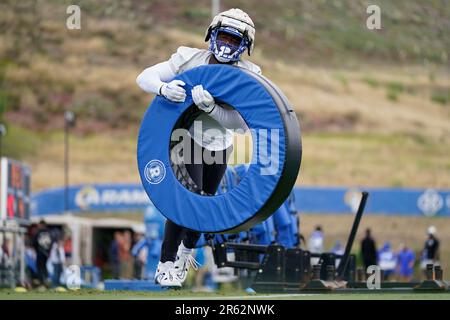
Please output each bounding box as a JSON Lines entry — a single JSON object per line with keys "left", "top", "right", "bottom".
{"left": 209, "top": 26, "right": 249, "bottom": 63}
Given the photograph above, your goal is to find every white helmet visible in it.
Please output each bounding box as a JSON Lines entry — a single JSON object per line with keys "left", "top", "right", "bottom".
{"left": 427, "top": 225, "right": 437, "bottom": 235}
{"left": 205, "top": 8, "right": 255, "bottom": 61}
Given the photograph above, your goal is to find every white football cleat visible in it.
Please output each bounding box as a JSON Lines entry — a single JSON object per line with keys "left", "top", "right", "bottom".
{"left": 173, "top": 242, "right": 201, "bottom": 284}
{"left": 154, "top": 261, "right": 181, "bottom": 287}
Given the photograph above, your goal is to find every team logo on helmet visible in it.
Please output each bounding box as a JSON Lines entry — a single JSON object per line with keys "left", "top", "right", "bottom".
{"left": 144, "top": 159, "right": 166, "bottom": 185}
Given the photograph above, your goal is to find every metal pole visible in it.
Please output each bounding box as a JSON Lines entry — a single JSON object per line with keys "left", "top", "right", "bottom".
{"left": 63, "top": 111, "right": 75, "bottom": 213}
{"left": 0, "top": 223, "right": 4, "bottom": 286}
{"left": 11, "top": 225, "right": 17, "bottom": 288}
{"left": 64, "top": 118, "right": 69, "bottom": 213}
{"left": 0, "top": 123, "right": 6, "bottom": 158}
{"left": 19, "top": 228, "right": 25, "bottom": 287}
{"left": 337, "top": 191, "right": 369, "bottom": 279}
{"left": 212, "top": 0, "right": 220, "bottom": 18}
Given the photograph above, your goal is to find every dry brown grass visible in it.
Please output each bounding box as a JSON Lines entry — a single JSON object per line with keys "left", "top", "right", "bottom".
{"left": 265, "top": 61, "right": 450, "bottom": 140}
{"left": 21, "top": 40, "right": 449, "bottom": 190}
{"left": 28, "top": 131, "right": 140, "bottom": 191}
{"left": 26, "top": 130, "right": 450, "bottom": 191}
{"left": 298, "top": 133, "right": 450, "bottom": 188}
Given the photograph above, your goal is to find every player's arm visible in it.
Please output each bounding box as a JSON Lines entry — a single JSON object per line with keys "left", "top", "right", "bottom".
{"left": 209, "top": 104, "right": 248, "bottom": 130}
{"left": 191, "top": 85, "right": 248, "bottom": 130}
{"left": 136, "top": 61, "right": 186, "bottom": 102}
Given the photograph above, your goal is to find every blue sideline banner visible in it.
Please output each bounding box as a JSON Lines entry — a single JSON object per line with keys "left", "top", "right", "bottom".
{"left": 31, "top": 184, "right": 150, "bottom": 216}
{"left": 31, "top": 184, "right": 450, "bottom": 217}
{"left": 293, "top": 187, "right": 450, "bottom": 217}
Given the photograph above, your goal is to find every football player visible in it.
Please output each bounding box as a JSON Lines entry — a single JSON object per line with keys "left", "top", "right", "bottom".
{"left": 136, "top": 8, "right": 261, "bottom": 287}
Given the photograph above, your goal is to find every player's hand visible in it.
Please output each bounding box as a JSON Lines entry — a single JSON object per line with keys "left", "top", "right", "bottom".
{"left": 160, "top": 80, "right": 186, "bottom": 102}
{"left": 192, "top": 85, "right": 215, "bottom": 113}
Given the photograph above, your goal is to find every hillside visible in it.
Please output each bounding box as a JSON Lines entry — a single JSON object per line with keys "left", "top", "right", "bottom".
{"left": 0, "top": 0, "right": 448, "bottom": 190}
{"left": 0, "top": 0, "right": 448, "bottom": 131}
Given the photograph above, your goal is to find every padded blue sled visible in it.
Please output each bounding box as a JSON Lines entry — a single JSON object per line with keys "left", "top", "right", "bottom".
{"left": 137, "top": 64, "right": 301, "bottom": 233}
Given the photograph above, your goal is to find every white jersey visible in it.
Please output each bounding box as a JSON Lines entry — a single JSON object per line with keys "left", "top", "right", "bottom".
{"left": 168, "top": 46, "right": 261, "bottom": 151}
{"left": 168, "top": 46, "right": 262, "bottom": 75}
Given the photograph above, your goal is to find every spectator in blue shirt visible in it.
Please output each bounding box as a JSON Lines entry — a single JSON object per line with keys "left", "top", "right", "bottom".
{"left": 396, "top": 243, "right": 415, "bottom": 282}
{"left": 378, "top": 242, "right": 396, "bottom": 280}
{"left": 331, "top": 240, "right": 345, "bottom": 268}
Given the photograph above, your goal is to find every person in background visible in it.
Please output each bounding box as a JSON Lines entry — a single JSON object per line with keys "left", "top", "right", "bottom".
{"left": 24, "top": 238, "right": 38, "bottom": 288}
{"left": 361, "top": 228, "right": 377, "bottom": 271}
{"left": 378, "top": 242, "right": 397, "bottom": 281}
{"left": 308, "top": 226, "right": 324, "bottom": 266}
{"left": 131, "top": 229, "right": 146, "bottom": 279}
{"left": 420, "top": 225, "right": 440, "bottom": 275}
{"left": 273, "top": 204, "right": 295, "bottom": 248}
{"left": 140, "top": 204, "right": 166, "bottom": 279}
{"left": 192, "top": 245, "right": 214, "bottom": 293}
{"left": 1, "top": 238, "right": 10, "bottom": 265}
{"left": 49, "top": 237, "right": 66, "bottom": 287}
{"left": 298, "top": 233, "right": 307, "bottom": 249}
{"left": 63, "top": 232, "right": 73, "bottom": 265}
{"left": 331, "top": 240, "right": 345, "bottom": 268}
{"left": 109, "top": 232, "right": 121, "bottom": 279}
{"left": 25, "top": 224, "right": 39, "bottom": 287}
{"left": 32, "top": 220, "right": 53, "bottom": 287}
{"left": 396, "top": 243, "right": 416, "bottom": 282}
{"left": 273, "top": 191, "right": 299, "bottom": 249}
{"left": 0, "top": 240, "right": 10, "bottom": 272}
{"left": 120, "top": 230, "right": 132, "bottom": 279}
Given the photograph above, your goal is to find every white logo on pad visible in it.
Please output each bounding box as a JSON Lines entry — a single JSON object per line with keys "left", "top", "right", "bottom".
{"left": 144, "top": 160, "right": 166, "bottom": 184}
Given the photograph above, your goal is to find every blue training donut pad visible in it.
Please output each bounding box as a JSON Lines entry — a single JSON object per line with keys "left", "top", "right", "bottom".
{"left": 137, "top": 64, "right": 301, "bottom": 233}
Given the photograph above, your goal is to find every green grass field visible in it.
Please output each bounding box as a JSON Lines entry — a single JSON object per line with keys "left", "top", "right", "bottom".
{"left": 1, "top": 289, "right": 449, "bottom": 300}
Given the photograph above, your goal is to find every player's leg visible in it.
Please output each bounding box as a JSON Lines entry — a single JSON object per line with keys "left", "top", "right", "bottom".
{"left": 155, "top": 220, "right": 185, "bottom": 287}
{"left": 36, "top": 254, "right": 48, "bottom": 287}
{"left": 202, "top": 147, "right": 232, "bottom": 194}
{"left": 155, "top": 138, "right": 204, "bottom": 286}
{"left": 173, "top": 145, "right": 232, "bottom": 284}
{"left": 171, "top": 139, "right": 204, "bottom": 284}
